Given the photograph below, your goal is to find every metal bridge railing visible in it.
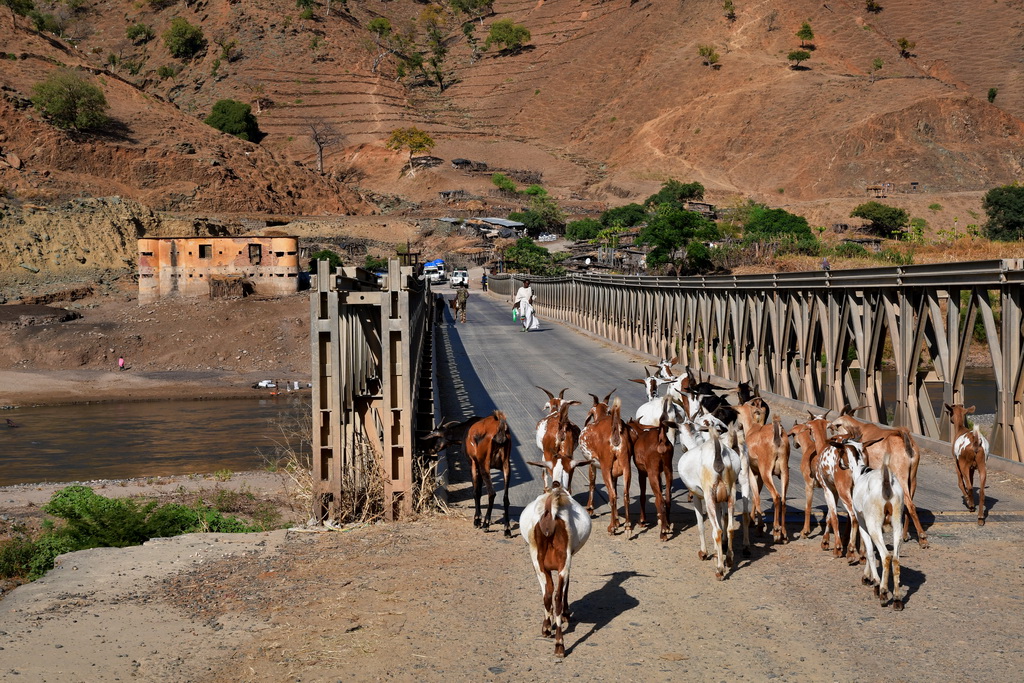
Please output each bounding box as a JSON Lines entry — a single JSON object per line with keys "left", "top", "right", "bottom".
{"left": 311, "top": 259, "right": 436, "bottom": 521}
{"left": 491, "top": 259, "right": 1024, "bottom": 462}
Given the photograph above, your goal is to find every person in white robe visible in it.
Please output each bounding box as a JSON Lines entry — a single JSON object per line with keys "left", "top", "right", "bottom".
{"left": 513, "top": 279, "right": 540, "bottom": 331}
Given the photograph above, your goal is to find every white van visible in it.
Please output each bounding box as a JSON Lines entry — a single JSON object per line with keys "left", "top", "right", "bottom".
{"left": 451, "top": 270, "right": 469, "bottom": 287}
{"left": 424, "top": 265, "right": 446, "bottom": 283}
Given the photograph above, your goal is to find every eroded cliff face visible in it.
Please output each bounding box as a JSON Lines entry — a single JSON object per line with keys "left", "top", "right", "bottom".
{"left": 0, "top": 197, "right": 233, "bottom": 300}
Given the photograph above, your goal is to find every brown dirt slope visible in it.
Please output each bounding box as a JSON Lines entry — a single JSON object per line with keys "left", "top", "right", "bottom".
{"left": 3, "top": 0, "right": 1024, "bottom": 221}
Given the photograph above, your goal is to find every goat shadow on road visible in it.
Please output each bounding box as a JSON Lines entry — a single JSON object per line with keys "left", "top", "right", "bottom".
{"left": 435, "top": 319, "right": 535, "bottom": 524}
{"left": 565, "top": 570, "right": 647, "bottom": 656}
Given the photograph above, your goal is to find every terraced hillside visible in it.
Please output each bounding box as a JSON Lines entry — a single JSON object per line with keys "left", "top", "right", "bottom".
{"left": 1, "top": 0, "right": 1023, "bottom": 216}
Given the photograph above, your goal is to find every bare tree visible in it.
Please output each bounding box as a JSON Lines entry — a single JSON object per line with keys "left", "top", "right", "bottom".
{"left": 307, "top": 118, "right": 342, "bottom": 174}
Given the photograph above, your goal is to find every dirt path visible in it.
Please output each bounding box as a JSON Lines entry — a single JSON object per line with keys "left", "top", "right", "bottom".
{"left": 3, "top": 502, "right": 1022, "bottom": 681}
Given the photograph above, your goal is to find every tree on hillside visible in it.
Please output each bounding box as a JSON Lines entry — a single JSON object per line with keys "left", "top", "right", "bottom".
{"left": 697, "top": 44, "right": 720, "bottom": 67}
{"left": 866, "top": 1, "right": 882, "bottom": 12}
{"left": 982, "top": 184, "right": 1024, "bottom": 241}
{"left": 897, "top": 37, "right": 915, "bottom": 58}
{"left": 204, "top": 99, "right": 261, "bottom": 141}
{"left": 419, "top": 4, "right": 451, "bottom": 92}
{"left": 869, "top": 57, "right": 883, "bottom": 82}
{"left": 385, "top": 127, "right": 435, "bottom": 172}
{"left": 503, "top": 237, "right": 564, "bottom": 275}
{"left": 306, "top": 117, "right": 342, "bottom": 174}
{"left": 796, "top": 21, "right": 814, "bottom": 48}
{"left": 484, "top": 18, "right": 530, "bottom": 53}
{"left": 637, "top": 206, "right": 719, "bottom": 266}
{"left": 566, "top": 218, "right": 602, "bottom": 241}
{"left": 451, "top": 0, "right": 494, "bottom": 24}
{"left": 645, "top": 179, "right": 705, "bottom": 209}
{"left": 601, "top": 203, "right": 648, "bottom": 227}
{"left": 850, "top": 201, "right": 909, "bottom": 237}
{"left": 163, "top": 17, "right": 205, "bottom": 60}
{"left": 31, "top": 69, "right": 109, "bottom": 131}
{"left": 3, "top": 0, "right": 34, "bottom": 27}
{"left": 126, "top": 23, "right": 155, "bottom": 45}
{"left": 743, "top": 206, "right": 814, "bottom": 241}
{"left": 722, "top": 1, "right": 736, "bottom": 22}
{"left": 788, "top": 50, "right": 810, "bottom": 68}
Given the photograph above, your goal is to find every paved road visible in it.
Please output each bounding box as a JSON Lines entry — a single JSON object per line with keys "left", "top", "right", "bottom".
{"left": 433, "top": 281, "right": 1024, "bottom": 532}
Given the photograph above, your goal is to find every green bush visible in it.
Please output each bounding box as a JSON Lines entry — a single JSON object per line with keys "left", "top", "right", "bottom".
{"left": 832, "top": 242, "right": 870, "bottom": 259}
{"left": 163, "top": 17, "right": 206, "bottom": 60}
{"left": 876, "top": 248, "right": 913, "bottom": 265}
{"left": 0, "top": 486, "right": 265, "bottom": 582}
{"left": 204, "top": 99, "right": 261, "bottom": 141}
{"left": 364, "top": 254, "right": 389, "bottom": 272}
{"left": 743, "top": 206, "right": 814, "bottom": 241}
{"left": 490, "top": 172, "right": 517, "bottom": 193}
{"left": 644, "top": 180, "right": 704, "bottom": 209}
{"left": 29, "top": 10, "right": 60, "bottom": 34}
{"left": 566, "top": 218, "right": 602, "bottom": 241}
{"left": 850, "top": 201, "right": 909, "bottom": 237}
{"left": 484, "top": 18, "right": 530, "bottom": 52}
{"left": 126, "top": 23, "right": 154, "bottom": 44}
{"left": 599, "top": 203, "right": 647, "bottom": 227}
{"left": 31, "top": 69, "right": 109, "bottom": 131}
{"left": 156, "top": 65, "right": 176, "bottom": 79}
{"left": 982, "top": 184, "right": 1024, "bottom": 241}
{"left": 309, "top": 248, "right": 343, "bottom": 272}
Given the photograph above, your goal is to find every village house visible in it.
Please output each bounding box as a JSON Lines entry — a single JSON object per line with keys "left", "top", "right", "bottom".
{"left": 137, "top": 236, "right": 300, "bottom": 304}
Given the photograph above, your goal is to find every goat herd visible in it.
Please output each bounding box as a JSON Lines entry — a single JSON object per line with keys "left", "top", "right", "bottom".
{"left": 426, "top": 359, "right": 990, "bottom": 658}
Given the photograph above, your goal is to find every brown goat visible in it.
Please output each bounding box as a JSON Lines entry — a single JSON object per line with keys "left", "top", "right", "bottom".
{"left": 428, "top": 411, "right": 514, "bottom": 536}
{"left": 945, "top": 403, "right": 988, "bottom": 525}
{"left": 831, "top": 408, "right": 928, "bottom": 548}
{"left": 735, "top": 405, "right": 790, "bottom": 543}
{"left": 537, "top": 399, "right": 583, "bottom": 491}
{"left": 789, "top": 411, "right": 831, "bottom": 539}
{"left": 815, "top": 435, "right": 862, "bottom": 560}
{"left": 580, "top": 397, "right": 633, "bottom": 535}
{"left": 625, "top": 419, "right": 677, "bottom": 541}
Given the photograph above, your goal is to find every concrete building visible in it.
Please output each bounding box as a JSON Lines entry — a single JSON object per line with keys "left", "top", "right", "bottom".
{"left": 138, "top": 236, "right": 300, "bottom": 304}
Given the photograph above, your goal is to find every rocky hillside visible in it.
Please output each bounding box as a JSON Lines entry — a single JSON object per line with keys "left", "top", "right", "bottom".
{"left": 2, "top": 0, "right": 1023, "bottom": 225}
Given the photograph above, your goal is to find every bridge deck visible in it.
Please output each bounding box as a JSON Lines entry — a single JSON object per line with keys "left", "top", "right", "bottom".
{"left": 434, "top": 284, "right": 1024, "bottom": 529}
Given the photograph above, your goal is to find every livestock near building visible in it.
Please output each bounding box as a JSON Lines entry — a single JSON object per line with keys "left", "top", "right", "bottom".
{"left": 945, "top": 403, "right": 989, "bottom": 525}
{"left": 520, "top": 481, "right": 593, "bottom": 657}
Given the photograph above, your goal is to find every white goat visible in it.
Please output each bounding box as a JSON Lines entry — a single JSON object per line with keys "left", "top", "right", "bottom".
{"left": 846, "top": 448, "right": 906, "bottom": 610}
{"left": 676, "top": 426, "right": 745, "bottom": 579}
{"left": 520, "top": 481, "right": 593, "bottom": 657}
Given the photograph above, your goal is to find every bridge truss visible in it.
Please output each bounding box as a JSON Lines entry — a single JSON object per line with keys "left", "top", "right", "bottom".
{"left": 492, "top": 260, "right": 1024, "bottom": 462}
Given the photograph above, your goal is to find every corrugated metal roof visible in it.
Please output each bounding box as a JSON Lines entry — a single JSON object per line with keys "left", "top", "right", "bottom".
{"left": 479, "top": 217, "right": 525, "bottom": 228}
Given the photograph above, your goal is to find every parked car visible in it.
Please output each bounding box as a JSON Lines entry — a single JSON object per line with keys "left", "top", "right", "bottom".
{"left": 424, "top": 264, "right": 446, "bottom": 283}
{"left": 451, "top": 269, "right": 469, "bottom": 287}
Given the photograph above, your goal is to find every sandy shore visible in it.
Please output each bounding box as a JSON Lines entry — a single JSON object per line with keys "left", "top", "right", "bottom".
{"left": 0, "top": 369, "right": 311, "bottom": 407}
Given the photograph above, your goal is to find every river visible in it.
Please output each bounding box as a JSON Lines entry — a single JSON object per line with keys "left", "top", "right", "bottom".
{"left": 0, "top": 397, "right": 305, "bottom": 486}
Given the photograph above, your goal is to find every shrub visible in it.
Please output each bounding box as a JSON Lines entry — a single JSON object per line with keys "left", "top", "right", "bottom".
{"left": 743, "top": 206, "right": 814, "bottom": 241}
{"left": 484, "top": 18, "right": 530, "bottom": 52}
{"left": 503, "top": 237, "right": 564, "bottom": 275}
{"left": 697, "top": 44, "right": 719, "bottom": 67}
{"left": 363, "top": 254, "right": 389, "bottom": 272}
{"left": 490, "top": 172, "right": 517, "bottom": 193}
{"left": 309, "top": 248, "right": 342, "bottom": 272}
{"left": 988, "top": 87, "right": 998, "bottom": 103}
{"left": 163, "top": 17, "right": 206, "bottom": 60}
{"left": 788, "top": 50, "right": 811, "bottom": 68}
{"left": 126, "top": 23, "right": 154, "bottom": 44}
{"left": 832, "top": 242, "right": 869, "bottom": 259}
{"left": 156, "top": 65, "right": 176, "bottom": 79}
{"left": 850, "top": 201, "right": 909, "bottom": 237}
{"left": 600, "top": 203, "right": 647, "bottom": 227}
{"left": 876, "top": 247, "right": 913, "bottom": 265}
{"left": 566, "top": 218, "right": 602, "bottom": 241}
{"left": 982, "top": 184, "right": 1024, "bottom": 241}
{"left": 29, "top": 10, "right": 60, "bottom": 34}
{"left": 31, "top": 69, "right": 109, "bottom": 131}
{"left": 644, "top": 180, "right": 704, "bottom": 209}
{"left": 204, "top": 99, "right": 261, "bottom": 141}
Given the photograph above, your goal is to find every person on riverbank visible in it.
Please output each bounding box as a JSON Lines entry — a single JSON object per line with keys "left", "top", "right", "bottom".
{"left": 513, "top": 279, "right": 540, "bottom": 332}
{"left": 455, "top": 286, "right": 469, "bottom": 323}
{"left": 118, "top": 356, "right": 126, "bottom": 371}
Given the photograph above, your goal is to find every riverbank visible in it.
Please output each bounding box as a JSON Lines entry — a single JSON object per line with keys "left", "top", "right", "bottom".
{"left": 0, "top": 369, "right": 311, "bottom": 407}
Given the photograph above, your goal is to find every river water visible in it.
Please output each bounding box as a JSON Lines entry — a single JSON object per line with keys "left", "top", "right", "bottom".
{"left": 0, "top": 397, "right": 304, "bottom": 486}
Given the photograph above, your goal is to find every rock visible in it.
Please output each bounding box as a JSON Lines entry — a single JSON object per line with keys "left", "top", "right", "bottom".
{"left": 19, "top": 263, "right": 39, "bottom": 273}
{"left": 5, "top": 153, "right": 21, "bottom": 169}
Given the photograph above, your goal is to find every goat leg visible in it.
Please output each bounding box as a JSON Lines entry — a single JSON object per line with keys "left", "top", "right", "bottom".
{"left": 977, "top": 461, "right": 987, "bottom": 526}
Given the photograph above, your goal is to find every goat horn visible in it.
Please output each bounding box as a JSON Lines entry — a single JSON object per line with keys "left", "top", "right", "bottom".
{"left": 558, "top": 388, "right": 568, "bottom": 399}
{"left": 603, "top": 388, "right": 617, "bottom": 404}
{"left": 535, "top": 386, "right": 555, "bottom": 401}
{"left": 589, "top": 393, "right": 601, "bottom": 406}
{"left": 644, "top": 367, "right": 651, "bottom": 378}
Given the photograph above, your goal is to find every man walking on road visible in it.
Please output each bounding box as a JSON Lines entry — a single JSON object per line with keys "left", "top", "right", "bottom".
{"left": 513, "top": 279, "right": 540, "bottom": 332}
{"left": 456, "top": 286, "right": 469, "bottom": 323}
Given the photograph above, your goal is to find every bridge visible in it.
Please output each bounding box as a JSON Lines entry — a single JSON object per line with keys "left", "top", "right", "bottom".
{"left": 311, "top": 259, "right": 1024, "bottom": 525}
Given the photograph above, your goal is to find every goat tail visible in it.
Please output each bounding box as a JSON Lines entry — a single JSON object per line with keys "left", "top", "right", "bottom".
{"left": 610, "top": 397, "right": 623, "bottom": 447}
{"left": 713, "top": 436, "right": 725, "bottom": 475}
{"left": 772, "top": 415, "right": 784, "bottom": 447}
{"left": 899, "top": 427, "right": 915, "bottom": 460}
{"left": 492, "top": 410, "right": 509, "bottom": 445}
{"left": 881, "top": 451, "right": 894, "bottom": 501}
